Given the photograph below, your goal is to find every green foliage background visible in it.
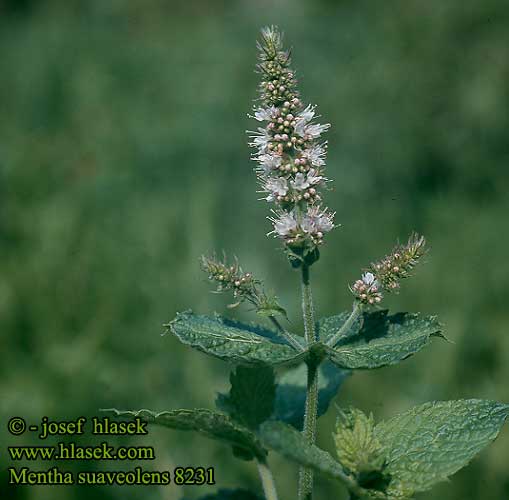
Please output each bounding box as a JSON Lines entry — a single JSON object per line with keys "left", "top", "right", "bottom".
{"left": 1, "top": 0, "right": 508, "bottom": 499}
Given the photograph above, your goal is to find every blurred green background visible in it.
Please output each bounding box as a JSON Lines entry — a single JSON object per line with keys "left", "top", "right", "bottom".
{"left": 1, "top": 0, "right": 508, "bottom": 499}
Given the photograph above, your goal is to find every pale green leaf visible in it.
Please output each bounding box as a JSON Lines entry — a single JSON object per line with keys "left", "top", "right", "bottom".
{"left": 319, "top": 310, "right": 443, "bottom": 369}
{"left": 260, "top": 420, "right": 420, "bottom": 499}
{"left": 101, "top": 408, "right": 266, "bottom": 461}
{"left": 375, "top": 399, "right": 509, "bottom": 493}
{"left": 334, "top": 408, "right": 385, "bottom": 476}
{"left": 167, "top": 311, "right": 305, "bottom": 366}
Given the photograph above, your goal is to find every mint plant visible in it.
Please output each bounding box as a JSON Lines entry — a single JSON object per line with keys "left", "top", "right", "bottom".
{"left": 103, "top": 27, "right": 508, "bottom": 500}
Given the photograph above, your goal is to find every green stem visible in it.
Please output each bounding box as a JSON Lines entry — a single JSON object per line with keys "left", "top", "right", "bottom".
{"left": 301, "top": 265, "right": 317, "bottom": 344}
{"left": 298, "top": 360, "right": 319, "bottom": 500}
{"left": 326, "top": 302, "right": 362, "bottom": 348}
{"left": 257, "top": 459, "right": 279, "bottom": 500}
{"left": 269, "top": 315, "right": 305, "bottom": 351}
{"left": 298, "top": 264, "right": 319, "bottom": 500}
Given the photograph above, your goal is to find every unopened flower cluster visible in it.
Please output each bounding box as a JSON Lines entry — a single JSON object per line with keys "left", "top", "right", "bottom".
{"left": 201, "top": 255, "right": 258, "bottom": 307}
{"left": 249, "top": 27, "right": 335, "bottom": 253}
{"left": 201, "top": 255, "right": 286, "bottom": 316}
{"left": 351, "top": 233, "right": 427, "bottom": 305}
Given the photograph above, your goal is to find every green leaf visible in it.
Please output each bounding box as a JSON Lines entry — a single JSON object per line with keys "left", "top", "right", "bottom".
{"left": 259, "top": 420, "right": 363, "bottom": 494}
{"left": 167, "top": 311, "right": 305, "bottom": 366}
{"left": 273, "top": 361, "right": 350, "bottom": 429}
{"left": 319, "top": 310, "right": 443, "bottom": 369}
{"left": 101, "top": 408, "right": 266, "bottom": 461}
{"left": 182, "top": 489, "right": 262, "bottom": 500}
{"left": 334, "top": 409, "right": 385, "bottom": 478}
{"left": 217, "top": 364, "right": 276, "bottom": 430}
{"left": 375, "top": 399, "right": 509, "bottom": 494}
{"left": 259, "top": 421, "right": 414, "bottom": 499}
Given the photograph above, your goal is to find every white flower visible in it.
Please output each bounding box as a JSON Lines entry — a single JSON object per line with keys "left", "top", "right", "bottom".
{"left": 316, "top": 212, "right": 335, "bottom": 232}
{"left": 303, "top": 122, "right": 330, "bottom": 139}
{"left": 352, "top": 271, "right": 383, "bottom": 304}
{"left": 299, "top": 104, "right": 316, "bottom": 124}
{"left": 248, "top": 128, "right": 271, "bottom": 153}
{"left": 362, "top": 272, "right": 376, "bottom": 286}
{"left": 361, "top": 272, "right": 380, "bottom": 293}
{"left": 300, "top": 216, "right": 315, "bottom": 234}
{"left": 294, "top": 106, "right": 315, "bottom": 137}
{"left": 290, "top": 170, "right": 324, "bottom": 191}
{"left": 256, "top": 153, "right": 282, "bottom": 173}
{"left": 294, "top": 120, "right": 307, "bottom": 137}
{"left": 302, "top": 205, "right": 335, "bottom": 234}
{"left": 306, "top": 168, "right": 325, "bottom": 186}
{"left": 290, "top": 172, "right": 309, "bottom": 191}
{"left": 272, "top": 211, "right": 298, "bottom": 237}
{"left": 264, "top": 177, "right": 288, "bottom": 201}
{"left": 253, "top": 106, "right": 279, "bottom": 121}
{"left": 301, "top": 143, "right": 327, "bottom": 167}
{"left": 294, "top": 114, "right": 330, "bottom": 139}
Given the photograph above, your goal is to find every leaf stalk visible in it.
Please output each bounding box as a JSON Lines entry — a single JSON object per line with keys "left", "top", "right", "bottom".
{"left": 257, "top": 459, "right": 279, "bottom": 500}
{"left": 269, "top": 314, "right": 305, "bottom": 351}
{"left": 326, "top": 302, "right": 362, "bottom": 348}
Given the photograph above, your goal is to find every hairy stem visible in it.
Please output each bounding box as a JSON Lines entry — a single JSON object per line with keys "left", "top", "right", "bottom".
{"left": 301, "top": 265, "right": 317, "bottom": 344}
{"left": 326, "top": 302, "right": 362, "bottom": 347}
{"left": 298, "top": 264, "right": 319, "bottom": 500}
{"left": 269, "top": 315, "right": 305, "bottom": 351}
{"left": 298, "top": 360, "right": 319, "bottom": 500}
{"left": 257, "top": 460, "right": 279, "bottom": 500}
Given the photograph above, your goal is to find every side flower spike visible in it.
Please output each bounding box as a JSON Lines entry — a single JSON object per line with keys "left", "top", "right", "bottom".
{"left": 351, "top": 233, "right": 427, "bottom": 305}
{"left": 200, "top": 254, "right": 288, "bottom": 318}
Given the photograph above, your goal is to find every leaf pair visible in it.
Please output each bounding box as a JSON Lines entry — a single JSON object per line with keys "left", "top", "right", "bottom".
{"left": 260, "top": 400, "right": 509, "bottom": 499}
{"left": 101, "top": 399, "right": 508, "bottom": 498}
{"left": 168, "top": 309, "right": 443, "bottom": 371}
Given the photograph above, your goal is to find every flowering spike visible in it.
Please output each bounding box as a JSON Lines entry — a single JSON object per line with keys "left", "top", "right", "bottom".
{"left": 351, "top": 233, "right": 427, "bottom": 304}
{"left": 249, "top": 26, "right": 336, "bottom": 266}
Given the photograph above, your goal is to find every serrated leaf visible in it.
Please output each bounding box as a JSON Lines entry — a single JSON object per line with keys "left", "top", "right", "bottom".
{"left": 319, "top": 310, "right": 443, "bottom": 369}
{"left": 273, "top": 361, "right": 350, "bottom": 429}
{"left": 375, "top": 399, "right": 509, "bottom": 493}
{"left": 334, "top": 408, "right": 385, "bottom": 477}
{"left": 182, "top": 489, "right": 262, "bottom": 500}
{"left": 218, "top": 364, "right": 276, "bottom": 430}
{"left": 168, "top": 311, "right": 305, "bottom": 366}
{"left": 101, "top": 408, "right": 266, "bottom": 461}
{"left": 259, "top": 420, "right": 367, "bottom": 496}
